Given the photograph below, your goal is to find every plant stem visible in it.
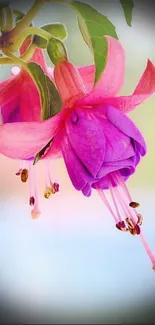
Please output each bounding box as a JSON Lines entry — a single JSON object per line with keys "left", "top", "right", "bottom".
{"left": 20, "top": 43, "right": 36, "bottom": 61}
{"left": 3, "top": 7, "right": 13, "bottom": 32}
{"left": 0, "top": 57, "right": 13, "bottom": 64}
{"left": 2, "top": 49, "right": 27, "bottom": 67}
{"left": 0, "top": 7, "right": 5, "bottom": 31}
{"left": 0, "top": 43, "right": 36, "bottom": 65}
{"left": 8, "top": 27, "right": 53, "bottom": 52}
{"left": 8, "top": 0, "right": 46, "bottom": 41}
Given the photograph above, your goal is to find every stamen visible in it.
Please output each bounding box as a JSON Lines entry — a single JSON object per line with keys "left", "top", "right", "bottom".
{"left": 112, "top": 172, "right": 137, "bottom": 225}
{"left": 108, "top": 171, "right": 155, "bottom": 270}
{"left": 125, "top": 217, "right": 140, "bottom": 235}
{"left": 115, "top": 171, "right": 132, "bottom": 202}
{"left": 44, "top": 159, "right": 52, "bottom": 187}
{"left": 109, "top": 180, "right": 122, "bottom": 222}
{"left": 44, "top": 186, "right": 52, "bottom": 199}
{"left": 116, "top": 221, "right": 128, "bottom": 232}
{"left": 44, "top": 160, "right": 53, "bottom": 199}
{"left": 29, "top": 196, "right": 35, "bottom": 206}
{"left": 31, "top": 165, "right": 40, "bottom": 219}
{"left": 52, "top": 182, "right": 59, "bottom": 193}
{"left": 16, "top": 168, "right": 22, "bottom": 176}
{"left": 129, "top": 201, "right": 140, "bottom": 208}
{"left": 137, "top": 214, "right": 143, "bottom": 226}
{"left": 97, "top": 189, "right": 119, "bottom": 223}
{"left": 44, "top": 160, "right": 60, "bottom": 196}
{"left": 28, "top": 162, "right": 35, "bottom": 207}
{"left": 16, "top": 160, "right": 23, "bottom": 176}
{"left": 21, "top": 168, "right": 28, "bottom": 183}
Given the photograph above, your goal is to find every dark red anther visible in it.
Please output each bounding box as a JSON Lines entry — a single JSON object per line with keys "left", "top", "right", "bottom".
{"left": 116, "top": 221, "right": 128, "bottom": 232}
{"left": 53, "top": 182, "right": 59, "bottom": 193}
{"left": 129, "top": 201, "right": 140, "bottom": 208}
{"left": 29, "top": 196, "right": 35, "bottom": 206}
{"left": 137, "top": 214, "right": 143, "bottom": 226}
{"left": 16, "top": 169, "right": 22, "bottom": 176}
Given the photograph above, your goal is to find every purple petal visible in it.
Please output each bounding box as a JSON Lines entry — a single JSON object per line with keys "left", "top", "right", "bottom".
{"left": 82, "top": 184, "right": 92, "bottom": 197}
{"left": 61, "top": 130, "right": 94, "bottom": 191}
{"left": 66, "top": 112, "right": 105, "bottom": 177}
{"left": 98, "top": 158, "right": 136, "bottom": 178}
{"left": 91, "top": 112, "right": 135, "bottom": 162}
{"left": 106, "top": 105, "right": 147, "bottom": 156}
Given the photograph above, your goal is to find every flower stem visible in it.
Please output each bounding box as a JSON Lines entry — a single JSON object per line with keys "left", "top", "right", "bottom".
{"left": 8, "top": 0, "right": 46, "bottom": 41}
{"left": 2, "top": 49, "right": 27, "bottom": 67}
{"left": 0, "top": 7, "right": 5, "bottom": 31}
{"left": 20, "top": 43, "right": 36, "bottom": 61}
{"left": 8, "top": 27, "right": 53, "bottom": 52}
{"left": 0, "top": 56, "right": 13, "bottom": 64}
{"left": 0, "top": 43, "right": 36, "bottom": 64}
{"left": 3, "top": 7, "right": 13, "bottom": 32}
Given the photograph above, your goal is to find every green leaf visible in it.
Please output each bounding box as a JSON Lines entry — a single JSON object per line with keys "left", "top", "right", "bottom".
{"left": 26, "top": 62, "right": 62, "bottom": 120}
{"left": 70, "top": 1, "right": 118, "bottom": 85}
{"left": 33, "top": 138, "right": 54, "bottom": 165}
{"left": 33, "top": 23, "right": 67, "bottom": 49}
{"left": 120, "top": 0, "right": 134, "bottom": 27}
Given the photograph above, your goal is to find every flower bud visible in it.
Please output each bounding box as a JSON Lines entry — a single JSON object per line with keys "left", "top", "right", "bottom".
{"left": 47, "top": 38, "right": 68, "bottom": 65}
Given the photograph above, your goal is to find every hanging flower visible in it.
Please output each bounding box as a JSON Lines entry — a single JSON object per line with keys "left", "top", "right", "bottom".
{"left": 0, "top": 38, "right": 58, "bottom": 218}
{"left": 0, "top": 36, "right": 155, "bottom": 269}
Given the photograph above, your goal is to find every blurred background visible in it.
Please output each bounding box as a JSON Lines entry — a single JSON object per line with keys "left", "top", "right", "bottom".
{"left": 0, "top": 0, "right": 155, "bottom": 323}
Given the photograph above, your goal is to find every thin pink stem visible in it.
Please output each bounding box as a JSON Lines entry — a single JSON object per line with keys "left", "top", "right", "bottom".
{"left": 31, "top": 165, "right": 40, "bottom": 219}
{"left": 44, "top": 159, "right": 52, "bottom": 186}
{"left": 140, "top": 232, "right": 155, "bottom": 269}
{"left": 28, "top": 161, "right": 33, "bottom": 198}
{"left": 109, "top": 182, "right": 122, "bottom": 222}
{"left": 115, "top": 171, "right": 132, "bottom": 201}
{"left": 97, "top": 188, "right": 119, "bottom": 223}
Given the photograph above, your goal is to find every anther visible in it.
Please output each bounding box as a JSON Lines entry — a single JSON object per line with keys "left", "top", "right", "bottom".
{"left": 137, "top": 214, "right": 143, "bottom": 226}
{"left": 116, "top": 221, "right": 128, "bottom": 232}
{"left": 21, "top": 169, "right": 29, "bottom": 183}
{"left": 53, "top": 182, "right": 59, "bottom": 193}
{"left": 29, "top": 196, "right": 35, "bottom": 206}
{"left": 125, "top": 217, "right": 141, "bottom": 236}
{"left": 44, "top": 186, "right": 52, "bottom": 199}
{"left": 16, "top": 169, "right": 22, "bottom": 176}
{"left": 129, "top": 201, "right": 140, "bottom": 208}
{"left": 125, "top": 217, "right": 134, "bottom": 229}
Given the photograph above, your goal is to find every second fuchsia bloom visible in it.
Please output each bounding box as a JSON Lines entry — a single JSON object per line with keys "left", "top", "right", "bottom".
{"left": 0, "top": 36, "right": 155, "bottom": 268}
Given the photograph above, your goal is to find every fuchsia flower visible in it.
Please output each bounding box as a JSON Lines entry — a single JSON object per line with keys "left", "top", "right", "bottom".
{"left": 0, "top": 36, "right": 155, "bottom": 268}
{"left": 0, "top": 41, "right": 49, "bottom": 124}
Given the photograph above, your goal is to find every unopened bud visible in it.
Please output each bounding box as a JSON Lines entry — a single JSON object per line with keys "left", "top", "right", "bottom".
{"left": 47, "top": 38, "right": 68, "bottom": 65}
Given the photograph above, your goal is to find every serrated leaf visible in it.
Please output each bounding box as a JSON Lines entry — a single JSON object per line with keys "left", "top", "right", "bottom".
{"left": 120, "top": 0, "right": 134, "bottom": 27}
{"left": 33, "top": 23, "right": 67, "bottom": 49}
{"left": 70, "top": 1, "right": 118, "bottom": 85}
{"left": 26, "top": 62, "right": 62, "bottom": 120}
